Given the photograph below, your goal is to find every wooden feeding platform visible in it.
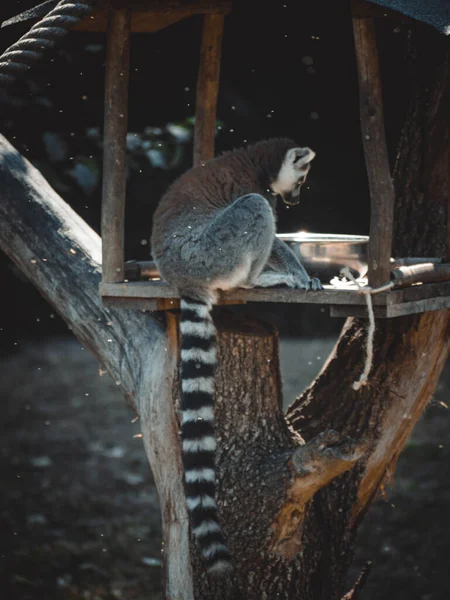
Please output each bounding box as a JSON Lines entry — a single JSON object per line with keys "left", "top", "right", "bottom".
{"left": 99, "top": 280, "right": 450, "bottom": 319}
{"left": 92, "top": 0, "right": 450, "bottom": 318}
{"left": 98, "top": 260, "right": 450, "bottom": 318}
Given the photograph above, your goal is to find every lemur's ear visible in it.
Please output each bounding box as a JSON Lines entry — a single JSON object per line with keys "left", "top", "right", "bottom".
{"left": 291, "top": 147, "right": 316, "bottom": 168}
{"left": 270, "top": 146, "right": 316, "bottom": 199}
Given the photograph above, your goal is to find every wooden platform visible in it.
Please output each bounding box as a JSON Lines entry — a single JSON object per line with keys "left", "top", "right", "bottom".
{"left": 99, "top": 281, "right": 450, "bottom": 318}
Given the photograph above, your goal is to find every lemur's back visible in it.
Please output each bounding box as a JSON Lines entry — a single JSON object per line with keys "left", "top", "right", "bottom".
{"left": 151, "top": 146, "right": 275, "bottom": 261}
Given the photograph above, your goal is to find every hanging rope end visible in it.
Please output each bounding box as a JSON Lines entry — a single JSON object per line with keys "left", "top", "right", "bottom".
{"left": 352, "top": 377, "right": 368, "bottom": 392}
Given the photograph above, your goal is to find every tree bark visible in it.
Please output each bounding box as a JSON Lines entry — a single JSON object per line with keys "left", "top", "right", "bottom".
{"left": 0, "top": 24, "right": 449, "bottom": 600}
{"left": 0, "top": 137, "right": 194, "bottom": 600}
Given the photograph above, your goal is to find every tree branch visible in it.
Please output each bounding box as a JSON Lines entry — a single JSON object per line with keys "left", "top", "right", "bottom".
{"left": 271, "top": 431, "right": 367, "bottom": 559}
{"left": 286, "top": 311, "right": 450, "bottom": 520}
{"left": 0, "top": 134, "right": 194, "bottom": 599}
{"left": 0, "top": 134, "right": 158, "bottom": 405}
{"left": 286, "top": 28, "right": 450, "bottom": 524}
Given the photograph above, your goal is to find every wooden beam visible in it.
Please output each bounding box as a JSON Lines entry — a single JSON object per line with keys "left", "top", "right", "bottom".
{"left": 351, "top": 0, "right": 416, "bottom": 23}
{"left": 100, "top": 281, "right": 450, "bottom": 317}
{"left": 101, "top": 6, "right": 131, "bottom": 284}
{"left": 330, "top": 296, "right": 450, "bottom": 319}
{"left": 391, "top": 263, "right": 450, "bottom": 286}
{"left": 99, "top": 280, "right": 450, "bottom": 303}
{"left": 102, "top": 296, "right": 159, "bottom": 310}
{"left": 125, "top": 259, "right": 159, "bottom": 280}
{"left": 75, "top": 8, "right": 209, "bottom": 33}
{"left": 73, "top": 1, "right": 232, "bottom": 33}
{"left": 352, "top": 15, "right": 395, "bottom": 288}
{"left": 193, "top": 13, "right": 224, "bottom": 166}
{"left": 100, "top": 278, "right": 450, "bottom": 319}
{"left": 100, "top": 281, "right": 381, "bottom": 305}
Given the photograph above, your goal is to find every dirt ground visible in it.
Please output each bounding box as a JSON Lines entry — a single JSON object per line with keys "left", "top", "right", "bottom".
{"left": 1, "top": 335, "right": 449, "bottom": 600}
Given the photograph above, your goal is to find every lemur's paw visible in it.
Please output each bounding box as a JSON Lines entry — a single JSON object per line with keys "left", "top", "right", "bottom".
{"left": 308, "top": 277, "right": 323, "bottom": 291}
{"left": 291, "top": 275, "right": 323, "bottom": 291}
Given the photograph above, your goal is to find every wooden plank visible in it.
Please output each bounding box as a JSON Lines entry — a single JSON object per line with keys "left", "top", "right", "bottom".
{"left": 99, "top": 281, "right": 384, "bottom": 306}
{"left": 75, "top": 9, "right": 208, "bottom": 33}
{"left": 224, "top": 287, "right": 383, "bottom": 305}
{"left": 102, "top": 296, "right": 159, "bottom": 311}
{"left": 391, "top": 257, "right": 441, "bottom": 267}
{"left": 157, "top": 298, "right": 180, "bottom": 311}
{"left": 330, "top": 281, "right": 450, "bottom": 317}
{"left": 193, "top": 13, "right": 224, "bottom": 166}
{"left": 330, "top": 304, "right": 388, "bottom": 319}
{"left": 101, "top": 280, "right": 178, "bottom": 297}
{"left": 100, "top": 280, "right": 450, "bottom": 318}
{"left": 391, "top": 280, "right": 450, "bottom": 304}
{"left": 102, "top": 296, "right": 247, "bottom": 311}
{"left": 391, "top": 263, "right": 450, "bottom": 287}
{"left": 74, "top": 1, "right": 231, "bottom": 33}
{"left": 101, "top": 6, "right": 131, "bottom": 284}
{"left": 125, "top": 259, "right": 159, "bottom": 280}
{"left": 352, "top": 15, "right": 395, "bottom": 288}
{"left": 331, "top": 296, "right": 450, "bottom": 319}
{"left": 166, "top": 311, "right": 180, "bottom": 357}
{"left": 387, "top": 296, "right": 450, "bottom": 318}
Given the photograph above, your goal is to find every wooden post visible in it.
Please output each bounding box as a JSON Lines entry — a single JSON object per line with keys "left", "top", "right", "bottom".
{"left": 101, "top": 6, "right": 131, "bottom": 284}
{"left": 352, "top": 13, "right": 395, "bottom": 287}
{"left": 193, "top": 13, "right": 224, "bottom": 167}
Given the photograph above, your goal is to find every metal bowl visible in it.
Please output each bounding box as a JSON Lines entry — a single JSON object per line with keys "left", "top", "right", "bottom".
{"left": 277, "top": 232, "right": 369, "bottom": 282}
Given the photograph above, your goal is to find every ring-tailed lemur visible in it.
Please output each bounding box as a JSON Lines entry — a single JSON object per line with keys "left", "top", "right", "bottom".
{"left": 151, "top": 138, "right": 322, "bottom": 575}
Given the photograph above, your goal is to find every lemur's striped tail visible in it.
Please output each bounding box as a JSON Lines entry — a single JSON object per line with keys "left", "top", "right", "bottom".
{"left": 180, "top": 296, "right": 232, "bottom": 575}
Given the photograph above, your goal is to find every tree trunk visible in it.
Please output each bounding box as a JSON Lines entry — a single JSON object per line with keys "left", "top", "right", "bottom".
{"left": 189, "top": 24, "right": 450, "bottom": 599}
{"left": 0, "top": 23, "right": 449, "bottom": 600}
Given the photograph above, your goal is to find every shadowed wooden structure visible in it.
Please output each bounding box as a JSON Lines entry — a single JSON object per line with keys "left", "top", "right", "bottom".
{"left": 1, "top": 1, "right": 450, "bottom": 599}
{"left": 90, "top": 0, "right": 450, "bottom": 318}
{"left": 3, "top": 0, "right": 450, "bottom": 315}
{"left": 91, "top": 1, "right": 230, "bottom": 284}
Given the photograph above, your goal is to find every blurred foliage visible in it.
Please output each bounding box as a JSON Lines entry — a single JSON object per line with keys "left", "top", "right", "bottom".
{"left": 39, "top": 117, "right": 197, "bottom": 197}
{"left": 2, "top": 74, "right": 199, "bottom": 196}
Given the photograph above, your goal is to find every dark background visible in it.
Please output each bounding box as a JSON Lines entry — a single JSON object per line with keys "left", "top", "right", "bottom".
{"left": 1, "top": 2, "right": 449, "bottom": 600}
{"left": 0, "top": 0, "right": 414, "bottom": 347}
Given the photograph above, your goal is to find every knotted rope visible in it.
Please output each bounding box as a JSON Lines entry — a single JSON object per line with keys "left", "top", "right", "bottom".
{"left": 340, "top": 267, "right": 394, "bottom": 391}
{"left": 0, "top": 0, "right": 98, "bottom": 85}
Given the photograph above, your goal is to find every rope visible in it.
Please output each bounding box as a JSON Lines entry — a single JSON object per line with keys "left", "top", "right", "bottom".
{"left": 0, "top": 0, "right": 99, "bottom": 85}
{"left": 340, "top": 267, "right": 394, "bottom": 391}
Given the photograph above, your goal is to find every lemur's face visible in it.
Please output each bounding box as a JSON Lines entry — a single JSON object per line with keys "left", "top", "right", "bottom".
{"left": 270, "top": 147, "right": 315, "bottom": 206}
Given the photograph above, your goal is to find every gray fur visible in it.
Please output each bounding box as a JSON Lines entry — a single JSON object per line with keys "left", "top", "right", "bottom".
{"left": 151, "top": 138, "right": 322, "bottom": 296}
